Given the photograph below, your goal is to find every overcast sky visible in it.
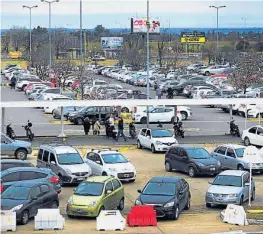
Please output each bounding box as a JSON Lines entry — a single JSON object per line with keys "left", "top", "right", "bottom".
{"left": 1, "top": 0, "right": 263, "bottom": 29}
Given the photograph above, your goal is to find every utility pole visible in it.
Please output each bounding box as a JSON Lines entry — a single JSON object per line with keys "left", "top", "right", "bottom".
{"left": 146, "top": 0, "right": 150, "bottom": 127}
{"left": 80, "top": 0, "right": 83, "bottom": 65}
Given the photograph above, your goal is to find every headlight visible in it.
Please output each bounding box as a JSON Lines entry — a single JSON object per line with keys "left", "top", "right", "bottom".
{"left": 196, "top": 162, "right": 205, "bottom": 167}
{"left": 229, "top": 194, "right": 239, "bottom": 198}
{"left": 67, "top": 199, "right": 73, "bottom": 206}
{"left": 206, "top": 192, "right": 213, "bottom": 197}
{"left": 164, "top": 201, "right": 174, "bottom": 208}
{"left": 88, "top": 201, "right": 98, "bottom": 206}
{"left": 135, "top": 199, "right": 142, "bottom": 205}
{"left": 10, "top": 204, "right": 23, "bottom": 212}
{"left": 65, "top": 168, "right": 72, "bottom": 174}
{"left": 156, "top": 141, "right": 163, "bottom": 145}
{"left": 108, "top": 168, "right": 117, "bottom": 172}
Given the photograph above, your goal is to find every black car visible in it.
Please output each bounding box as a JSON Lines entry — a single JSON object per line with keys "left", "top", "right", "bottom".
{"left": 1, "top": 181, "right": 59, "bottom": 225}
{"left": 172, "top": 80, "right": 206, "bottom": 96}
{"left": 135, "top": 177, "right": 191, "bottom": 220}
{"left": 0, "top": 167, "right": 61, "bottom": 194}
{"left": 165, "top": 146, "right": 221, "bottom": 177}
{"left": 0, "top": 159, "right": 34, "bottom": 172}
{"left": 68, "top": 106, "right": 118, "bottom": 125}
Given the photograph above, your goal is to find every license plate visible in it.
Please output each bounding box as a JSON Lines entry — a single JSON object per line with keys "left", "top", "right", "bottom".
{"left": 210, "top": 168, "right": 215, "bottom": 171}
{"left": 77, "top": 177, "right": 85, "bottom": 181}
{"left": 124, "top": 174, "right": 130, "bottom": 178}
{"left": 76, "top": 209, "right": 83, "bottom": 213}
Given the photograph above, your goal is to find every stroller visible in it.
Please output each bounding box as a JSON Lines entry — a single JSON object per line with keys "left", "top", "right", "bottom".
{"left": 105, "top": 120, "right": 117, "bottom": 139}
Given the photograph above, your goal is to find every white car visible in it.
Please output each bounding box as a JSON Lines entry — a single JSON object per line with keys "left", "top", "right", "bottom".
{"left": 16, "top": 77, "right": 42, "bottom": 90}
{"left": 242, "top": 125, "right": 263, "bottom": 147}
{"left": 247, "top": 105, "right": 263, "bottom": 118}
{"left": 238, "top": 104, "right": 258, "bottom": 117}
{"left": 137, "top": 128, "right": 178, "bottom": 153}
{"left": 43, "top": 95, "right": 72, "bottom": 114}
{"left": 85, "top": 149, "right": 136, "bottom": 182}
{"left": 200, "top": 65, "right": 227, "bottom": 76}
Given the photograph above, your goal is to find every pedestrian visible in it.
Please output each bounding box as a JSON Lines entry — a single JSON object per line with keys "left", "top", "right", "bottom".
{"left": 10, "top": 76, "right": 16, "bottom": 89}
{"left": 156, "top": 87, "right": 162, "bottom": 99}
{"left": 93, "top": 119, "right": 101, "bottom": 135}
{"left": 91, "top": 116, "right": 97, "bottom": 131}
{"left": 116, "top": 117, "right": 127, "bottom": 142}
{"left": 83, "top": 117, "right": 91, "bottom": 135}
{"left": 108, "top": 114, "right": 115, "bottom": 126}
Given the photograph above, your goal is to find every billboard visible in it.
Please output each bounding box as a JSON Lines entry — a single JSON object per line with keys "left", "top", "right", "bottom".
{"left": 181, "top": 32, "right": 206, "bottom": 43}
{"left": 131, "top": 18, "right": 160, "bottom": 34}
{"left": 101, "top": 37, "right": 123, "bottom": 50}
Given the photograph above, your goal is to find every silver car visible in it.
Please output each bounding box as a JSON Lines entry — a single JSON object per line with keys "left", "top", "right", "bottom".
{"left": 206, "top": 170, "right": 255, "bottom": 207}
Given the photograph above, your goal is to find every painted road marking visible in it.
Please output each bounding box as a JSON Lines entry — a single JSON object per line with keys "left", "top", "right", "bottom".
{"left": 248, "top": 118, "right": 263, "bottom": 123}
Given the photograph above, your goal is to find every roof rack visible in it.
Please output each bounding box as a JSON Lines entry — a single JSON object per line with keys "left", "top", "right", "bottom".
{"left": 91, "top": 148, "right": 118, "bottom": 153}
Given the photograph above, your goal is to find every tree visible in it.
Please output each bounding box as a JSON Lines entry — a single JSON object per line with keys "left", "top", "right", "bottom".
{"left": 6, "top": 27, "right": 28, "bottom": 52}
{"left": 202, "top": 43, "right": 216, "bottom": 64}
{"left": 229, "top": 53, "right": 263, "bottom": 94}
{"left": 93, "top": 25, "right": 110, "bottom": 39}
{"left": 157, "top": 31, "right": 170, "bottom": 68}
{"left": 53, "top": 29, "right": 68, "bottom": 59}
{"left": 236, "top": 40, "right": 250, "bottom": 51}
{"left": 255, "top": 41, "right": 263, "bottom": 53}
{"left": 75, "top": 65, "right": 93, "bottom": 100}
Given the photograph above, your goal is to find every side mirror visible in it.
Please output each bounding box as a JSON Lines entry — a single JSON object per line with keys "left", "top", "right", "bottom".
{"left": 208, "top": 181, "right": 212, "bottom": 185}
{"left": 147, "top": 135, "right": 151, "bottom": 139}
{"left": 137, "top": 189, "right": 142, "bottom": 193}
{"left": 96, "top": 160, "right": 101, "bottom": 165}
{"left": 31, "top": 196, "right": 38, "bottom": 200}
{"left": 50, "top": 161, "right": 56, "bottom": 165}
{"left": 182, "top": 156, "right": 188, "bottom": 161}
{"left": 106, "top": 190, "right": 112, "bottom": 195}
{"left": 245, "top": 183, "right": 250, "bottom": 187}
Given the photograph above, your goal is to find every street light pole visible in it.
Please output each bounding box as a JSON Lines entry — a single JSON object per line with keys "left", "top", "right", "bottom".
{"left": 41, "top": 0, "right": 59, "bottom": 69}
{"left": 23, "top": 5, "right": 38, "bottom": 68}
{"left": 209, "top": 5, "right": 226, "bottom": 49}
{"left": 146, "top": 0, "right": 150, "bottom": 128}
{"left": 80, "top": 0, "right": 83, "bottom": 65}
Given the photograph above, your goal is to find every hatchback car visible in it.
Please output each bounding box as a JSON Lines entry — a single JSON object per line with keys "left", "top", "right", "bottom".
{"left": 1, "top": 181, "right": 59, "bottom": 225}
{"left": 67, "top": 176, "right": 124, "bottom": 218}
{"left": 135, "top": 177, "right": 191, "bottom": 220}
{"left": 206, "top": 170, "right": 255, "bottom": 207}
{"left": 0, "top": 159, "right": 34, "bottom": 172}
{"left": 165, "top": 146, "right": 221, "bottom": 177}
{"left": 0, "top": 167, "right": 61, "bottom": 194}
{"left": 242, "top": 125, "right": 263, "bottom": 147}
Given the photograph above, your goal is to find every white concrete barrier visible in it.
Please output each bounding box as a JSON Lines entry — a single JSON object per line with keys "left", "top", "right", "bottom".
{"left": 34, "top": 209, "right": 65, "bottom": 230}
{"left": 1, "top": 211, "right": 16, "bottom": 232}
{"left": 221, "top": 204, "right": 249, "bottom": 226}
{"left": 96, "top": 210, "right": 125, "bottom": 231}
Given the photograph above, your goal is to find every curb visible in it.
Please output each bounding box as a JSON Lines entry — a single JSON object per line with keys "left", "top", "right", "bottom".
{"left": 1, "top": 83, "right": 9, "bottom": 87}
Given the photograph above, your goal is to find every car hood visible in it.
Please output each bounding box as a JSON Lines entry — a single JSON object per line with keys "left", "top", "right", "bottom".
{"left": 1, "top": 199, "right": 28, "bottom": 210}
{"left": 139, "top": 194, "right": 174, "bottom": 205}
{"left": 13, "top": 140, "right": 31, "bottom": 148}
{"left": 192, "top": 157, "right": 218, "bottom": 166}
{"left": 71, "top": 195, "right": 101, "bottom": 206}
{"left": 153, "top": 137, "right": 177, "bottom": 144}
{"left": 105, "top": 162, "right": 135, "bottom": 172}
{"left": 60, "top": 163, "right": 91, "bottom": 173}
{"left": 207, "top": 185, "right": 242, "bottom": 195}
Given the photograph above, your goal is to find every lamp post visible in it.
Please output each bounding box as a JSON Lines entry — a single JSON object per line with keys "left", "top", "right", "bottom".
{"left": 80, "top": 0, "right": 83, "bottom": 65}
{"left": 146, "top": 0, "right": 150, "bottom": 127}
{"left": 209, "top": 5, "right": 226, "bottom": 49}
{"left": 22, "top": 5, "right": 38, "bottom": 68}
{"left": 41, "top": 0, "right": 59, "bottom": 69}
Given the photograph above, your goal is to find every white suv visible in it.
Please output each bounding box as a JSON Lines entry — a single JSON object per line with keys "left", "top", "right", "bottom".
{"left": 85, "top": 149, "right": 136, "bottom": 182}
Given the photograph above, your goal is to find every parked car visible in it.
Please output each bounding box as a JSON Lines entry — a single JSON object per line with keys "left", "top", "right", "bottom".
{"left": 135, "top": 177, "right": 191, "bottom": 220}
{"left": 85, "top": 149, "right": 136, "bottom": 182}
{"left": 66, "top": 176, "right": 124, "bottom": 218}
{"left": 200, "top": 65, "right": 227, "bottom": 76}
{"left": 137, "top": 128, "right": 178, "bottom": 153}
{"left": 1, "top": 181, "right": 59, "bottom": 224}
{"left": 242, "top": 125, "right": 263, "bottom": 147}
{"left": 52, "top": 106, "right": 82, "bottom": 120}
{"left": 43, "top": 95, "right": 73, "bottom": 114}
{"left": 0, "top": 167, "right": 61, "bottom": 194}
{"left": 0, "top": 159, "right": 34, "bottom": 172}
{"left": 165, "top": 146, "right": 221, "bottom": 177}
{"left": 1, "top": 133, "right": 32, "bottom": 160}
{"left": 37, "top": 145, "right": 92, "bottom": 185}
{"left": 205, "top": 170, "right": 255, "bottom": 207}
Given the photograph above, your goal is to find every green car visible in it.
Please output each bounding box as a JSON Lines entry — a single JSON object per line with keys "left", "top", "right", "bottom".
{"left": 66, "top": 176, "right": 125, "bottom": 217}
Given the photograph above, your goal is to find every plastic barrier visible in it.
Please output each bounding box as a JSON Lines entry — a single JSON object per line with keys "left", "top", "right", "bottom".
{"left": 1, "top": 211, "right": 16, "bottom": 232}
{"left": 127, "top": 205, "right": 157, "bottom": 227}
{"left": 220, "top": 204, "right": 248, "bottom": 226}
{"left": 96, "top": 210, "right": 125, "bottom": 231}
{"left": 34, "top": 209, "right": 65, "bottom": 230}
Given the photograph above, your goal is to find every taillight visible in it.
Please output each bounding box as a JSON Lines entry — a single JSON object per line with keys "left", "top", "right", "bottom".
{"left": 241, "top": 104, "right": 246, "bottom": 108}
{"left": 0, "top": 184, "right": 4, "bottom": 194}
{"left": 48, "top": 176, "right": 59, "bottom": 184}
{"left": 134, "top": 107, "right": 137, "bottom": 113}
{"left": 177, "top": 110, "right": 180, "bottom": 114}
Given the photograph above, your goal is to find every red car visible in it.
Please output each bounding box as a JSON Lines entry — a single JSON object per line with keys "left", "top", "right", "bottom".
{"left": 24, "top": 82, "right": 54, "bottom": 92}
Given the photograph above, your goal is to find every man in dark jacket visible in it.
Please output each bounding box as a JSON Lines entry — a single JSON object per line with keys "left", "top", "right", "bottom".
{"left": 116, "top": 117, "right": 127, "bottom": 142}
{"left": 10, "top": 77, "right": 16, "bottom": 89}
{"left": 83, "top": 117, "right": 91, "bottom": 135}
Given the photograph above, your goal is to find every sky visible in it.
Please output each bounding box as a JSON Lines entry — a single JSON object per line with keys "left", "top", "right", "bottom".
{"left": 1, "top": 0, "right": 263, "bottom": 29}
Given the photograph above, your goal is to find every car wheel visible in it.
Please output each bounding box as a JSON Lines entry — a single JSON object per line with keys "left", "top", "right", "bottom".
{"left": 244, "top": 137, "right": 250, "bottom": 146}
{"left": 15, "top": 149, "right": 27, "bottom": 160}
{"left": 171, "top": 205, "right": 180, "bottom": 220}
{"left": 185, "top": 198, "right": 190, "bottom": 210}
{"left": 165, "top": 161, "right": 172, "bottom": 172}
{"left": 76, "top": 117, "right": 84, "bottom": 125}
{"left": 20, "top": 210, "right": 29, "bottom": 225}
{"left": 173, "top": 90, "right": 179, "bottom": 96}
{"left": 205, "top": 71, "right": 210, "bottom": 76}
{"left": 137, "top": 140, "right": 142, "bottom": 149}
{"left": 121, "top": 107, "right": 129, "bottom": 113}
{"left": 151, "top": 144, "right": 156, "bottom": 153}
{"left": 237, "top": 164, "right": 245, "bottom": 171}
{"left": 251, "top": 188, "right": 255, "bottom": 201}
{"left": 51, "top": 201, "right": 58, "bottom": 208}
{"left": 239, "top": 196, "right": 243, "bottom": 206}
{"left": 102, "top": 172, "right": 108, "bottom": 176}
{"left": 188, "top": 167, "right": 196, "bottom": 177}
{"left": 181, "top": 111, "right": 188, "bottom": 120}
{"left": 171, "top": 117, "right": 175, "bottom": 123}
{"left": 117, "top": 198, "right": 125, "bottom": 211}
{"left": 206, "top": 203, "right": 211, "bottom": 208}
{"left": 140, "top": 117, "right": 147, "bottom": 124}
{"left": 129, "top": 179, "right": 135, "bottom": 183}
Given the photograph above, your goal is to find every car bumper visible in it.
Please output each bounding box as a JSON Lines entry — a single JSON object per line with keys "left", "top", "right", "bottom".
{"left": 196, "top": 166, "right": 221, "bottom": 175}
{"left": 155, "top": 143, "right": 177, "bottom": 152}
{"left": 138, "top": 205, "right": 175, "bottom": 218}
{"left": 67, "top": 205, "right": 100, "bottom": 217}
{"left": 206, "top": 196, "right": 240, "bottom": 205}
{"left": 116, "top": 172, "right": 136, "bottom": 181}
{"left": 60, "top": 174, "right": 90, "bottom": 184}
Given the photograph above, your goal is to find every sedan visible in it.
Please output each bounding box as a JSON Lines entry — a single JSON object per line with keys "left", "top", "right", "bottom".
{"left": 205, "top": 170, "right": 255, "bottom": 207}
{"left": 1, "top": 181, "right": 59, "bottom": 225}
{"left": 135, "top": 177, "right": 191, "bottom": 220}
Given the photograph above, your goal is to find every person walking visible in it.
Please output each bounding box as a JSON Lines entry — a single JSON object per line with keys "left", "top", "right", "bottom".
{"left": 91, "top": 116, "right": 97, "bottom": 131}
{"left": 83, "top": 117, "right": 91, "bottom": 135}
{"left": 10, "top": 76, "right": 16, "bottom": 89}
{"left": 116, "top": 117, "right": 127, "bottom": 142}
{"left": 93, "top": 119, "right": 101, "bottom": 135}
{"left": 156, "top": 87, "right": 162, "bottom": 99}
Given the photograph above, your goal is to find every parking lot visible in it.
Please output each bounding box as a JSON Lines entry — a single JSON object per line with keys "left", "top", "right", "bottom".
{"left": 5, "top": 145, "right": 263, "bottom": 234}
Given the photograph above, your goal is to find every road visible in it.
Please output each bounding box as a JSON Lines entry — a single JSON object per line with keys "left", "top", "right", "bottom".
{"left": 1, "top": 74, "right": 257, "bottom": 138}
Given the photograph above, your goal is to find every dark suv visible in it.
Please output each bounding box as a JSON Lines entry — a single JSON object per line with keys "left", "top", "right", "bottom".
{"left": 0, "top": 159, "right": 34, "bottom": 172}
{"left": 165, "top": 146, "right": 221, "bottom": 177}
{"left": 68, "top": 106, "right": 118, "bottom": 125}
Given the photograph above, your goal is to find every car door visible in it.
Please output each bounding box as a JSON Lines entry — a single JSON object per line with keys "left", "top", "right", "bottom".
{"left": 169, "top": 147, "right": 180, "bottom": 170}
{"left": 1, "top": 172, "right": 20, "bottom": 190}
{"left": 242, "top": 173, "right": 250, "bottom": 201}
{"left": 139, "top": 129, "right": 147, "bottom": 147}
{"left": 93, "top": 154, "right": 104, "bottom": 175}
{"left": 40, "top": 184, "right": 53, "bottom": 208}
{"left": 112, "top": 179, "right": 123, "bottom": 208}
{"left": 247, "top": 127, "right": 257, "bottom": 145}
{"left": 176, "top": 181, "right": 184, "bottom": 212}
{"left": 37, "top": 149, "right": 44, "bottom": 168}
{"left": 0, "top": 135, "right": 15, "bottom": 155}
{"left": 145, "top": 129, "right": 152, "bottom": 149}
{"left": 178, "top": 180, "right": 188, "bottom": 211}
{"left": 180, "top": 149, "right": 190, "bottom": 173}
{"left": 212, "top": 146, "right": 227, "bottom": 168}
{"left": 103, "top": 181, "right": 115, "bottom": 209}
{"left": 85, "top": 152, "right": 96, "bottom": 174}
{"left": 255, "top": 127, "right": 263, "bottom": 146}
{"left": 164, "top": 108, "right": 174, "bottom": 122}
{"left": 225, "top": 148, "right": 238, "bottom": 169}
{"left": 41, "top": 150, "right": 50, "bottom": 169}
{"left": 48, "top": 152, "right": 59, "bottom": 175}
{"left": 149, "top": 108, "right": 164, "bottom": 122}
{"left": 29, "top": 186, "right": 43, "bottom": 216}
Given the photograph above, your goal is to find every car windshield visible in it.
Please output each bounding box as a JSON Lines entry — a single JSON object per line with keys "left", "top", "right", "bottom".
{"left": 235, "top": 148, "right": 245, "bottom": 158}
{"left": 152, "top": 130, "right": 173, "bottom": 138}
{"left": 74, "top": 182, "right": 104, "bottom": 196}
{"left": 102, "top": 153, "right": 128, "bottom": 164}
{"left": 1, "top": 186, "right": 31, "bottom": 200}
{"left": 57, "top": 153, "right": 84, "bottom": 165}
{"left": 187, "top": 148, "right": 211, "bottom": 159}
{"left": 213, "top": 175, "right": 242, "bottom": 187}
{"left": 143, "top": 182, "right": 176, "bottom": 196}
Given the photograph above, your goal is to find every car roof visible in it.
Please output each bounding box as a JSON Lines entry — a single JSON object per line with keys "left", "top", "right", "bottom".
{"left": 40, "top": 145, "right": 78, "bottom": 154}
{"left": 89, "top": 148, "right": 119, "bottom": 154}
{"left": 149, "top": 177, "right": 182, "bottom": 183}
{"left": 1, "top": 167, "right": 50, "bottom": 175}
{"left": 220, "top": 144, "right": 246, "bottom": 149}
{"left": 173, "top": 146, "right": 204, "bottom": 150}
{"left": 9, "top": 180, "right": 49, "bottom": 188}
{"left": 1, "top": 159, "right": 31, "bottom": 164}
{"left": 86, "top": 176, "right": 113, "bottom": 183}
{"left": 219, "top": 170, "right": 247, "bottom": 176}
